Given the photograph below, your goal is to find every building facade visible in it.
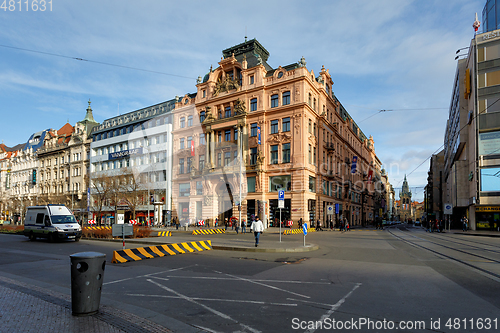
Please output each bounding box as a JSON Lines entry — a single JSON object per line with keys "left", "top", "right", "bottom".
{"left": 176, "top": 39, "right": 386, "bottom": 227}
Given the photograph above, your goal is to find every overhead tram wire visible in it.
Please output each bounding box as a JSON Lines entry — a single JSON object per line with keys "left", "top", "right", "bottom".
{"left": 356, "top": 108, "right": 448, "bottom": 124}
{"left": 0, "top": 44, "right": 197, "bottom": 80}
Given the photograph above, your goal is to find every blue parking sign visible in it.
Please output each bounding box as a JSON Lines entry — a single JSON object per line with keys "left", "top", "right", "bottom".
{"left": 303, "top": 223, "right": 308, "bottom": 235}
{"left": 279, "top": 190, "right": 285, "bottom": 200}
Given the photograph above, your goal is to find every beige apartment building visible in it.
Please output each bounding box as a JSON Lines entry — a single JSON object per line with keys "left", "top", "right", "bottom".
{"left": 171, "top": 39, "right": 385, "bottom": 227}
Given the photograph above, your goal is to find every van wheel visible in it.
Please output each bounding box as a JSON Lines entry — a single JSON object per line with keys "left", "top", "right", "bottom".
{"left": 28, "top": 232, "right": 36, "bottom": 241}
{"left": 75, "top": 237, "right": 80, "bottom": 242}
{"left": 48, "top": 233, "right": 57, "bottom": 243}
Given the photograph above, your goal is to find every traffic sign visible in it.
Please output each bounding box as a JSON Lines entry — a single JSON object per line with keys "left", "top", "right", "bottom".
{"left": 278, "top": 190, "right": 285, "bottom": 200}
{"left": 335, "top": 203, "right": 339, "bottom": 214}
{"left": 303, "top": 222, "right": 308, "bottom": 235}
{"left": 327, "top": 205, "right": 334, "bottom": 215}
{"left": 278, "top": 200, "right": 285, "bottom": 209}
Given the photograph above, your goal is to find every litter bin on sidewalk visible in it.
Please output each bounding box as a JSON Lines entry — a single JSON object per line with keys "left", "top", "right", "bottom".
{"left": 70, "top": 252, "right": 106, "bottom": 316}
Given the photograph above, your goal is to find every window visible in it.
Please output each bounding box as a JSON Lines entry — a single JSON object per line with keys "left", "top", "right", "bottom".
{"left": 269, "top": 175, "right": 292, "bottom": 191}
{"left": 250, "top": 75, "right": 254, "bottom": 84}
{"left": 224, "top": 152, "right": 231, "bottom": 166}
{"left": 247, "top": 176, "right": 256, "bottom": 193}
{"left": 270, "top": 145, "right": 278, "bottom": 164}
{"left": 225, "top": 130, "right": 231, "bottom": 141}
{"left": 271, "top": 94, "right": 279, "bottom": 108}
{"left": 282, "top": 143, "right": 290, "bottom": 163}
{"left": 251, "top": 123, "right": 258, "bottom": 137}
{"left": 271, "top": 119, "right": 279, "bottom": 134}
{"left": 308, "top": 119, "right": 312, "bottom": 133}
{"left": 309, "top": 145, "right": 312, "bottom": 164}
{"left": 250, "top": 147, "right": 258, "bottom": 165}
{"left": 309, "top": 176, "right": 316, "bottom": 192}
{"left": 200, "top": 111, "right": 206, "bottom": 123}
{"left": 218, "top": 131, "right": 222, "bottom": 142}
{"left": 250, "top": 98, "right": 257, "bottom": 111}
{"left": 202, "top": 90, "right": 206, "bottom": 98}
{"left": 217, "top": 153, "right": 221, "bottom": 166}
{"left": 326, "top": 84, "right": 330, "bottom": 95}
{"left": 179, "top": 158, "right": 185, "bottom": 174}
{"left": 187, "top": 157, "right": 192, "bottom": 173}
{"left": 180, "top": 138, "right": 185, "bottom": 150}
{"left": 199, "top": 155, "right": 205, "bottom": 170}
{"left": 180, "top": 117, "right": 185, "bottom": 128}
{"left": 308, "top": 93, "right": 312, "bottom": 107}
{"left": 282, "top": 91, "right": 290, "bottom": 105}
{"left": 313, "top": 147, "right": 316, "bottom": 165}
{"left": 200, "top": 133, "right": 206, "bottom": 145}
{"left": 188, "top": 115, "right": 193, "bottom": 127}
{"left": 282, "top": 117, "right": 290, "bottom": 132}
{"left": 187, "top": 136, "right": 192, "bottom": 149}
{"left": 225, "top": 106, "right": 231, "bottom": 118}
{"left": 196, "top": 181, "right": 203, "bottom": 195}
{"left": 179, "top": 183, "right": 190, "bottom": 197}
{"left": 234, "top": 127, "right": 238, "bottom": 141}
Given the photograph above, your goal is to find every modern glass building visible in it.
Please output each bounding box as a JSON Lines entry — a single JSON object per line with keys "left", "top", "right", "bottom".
{"left": 482, "top": 0, "right": 500, "bottom": 33}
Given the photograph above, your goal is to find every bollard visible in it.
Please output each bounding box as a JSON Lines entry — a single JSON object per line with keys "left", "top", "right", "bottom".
{"left": 70, "top": 252, "right": 106, "bottom": 316}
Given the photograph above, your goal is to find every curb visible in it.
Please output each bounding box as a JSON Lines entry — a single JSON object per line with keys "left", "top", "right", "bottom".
{"left": 212, "top": 244, "right": 319, "bottom": 253}
{"left": 112, "top": 240, "right": 212, "bottom": 263}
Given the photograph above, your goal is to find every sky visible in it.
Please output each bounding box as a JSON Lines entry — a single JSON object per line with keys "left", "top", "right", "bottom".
{"left": 0, "top": 0, "right": 486, "bottom": 201}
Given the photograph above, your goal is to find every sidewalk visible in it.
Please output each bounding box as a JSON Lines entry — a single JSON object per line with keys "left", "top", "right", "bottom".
{"left": 0, "top": 274, "right": 203, "bottom": 333}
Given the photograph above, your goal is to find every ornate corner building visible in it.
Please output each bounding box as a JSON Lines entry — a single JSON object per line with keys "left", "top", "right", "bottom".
{"left": 175, "top": 39, "right": 387, "bottom": 227}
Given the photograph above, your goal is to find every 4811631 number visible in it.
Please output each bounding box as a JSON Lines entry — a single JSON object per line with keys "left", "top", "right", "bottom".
{"left": 1, "top": 0, "right": 52, "bottom": 11}
{"left": 445, "top": 318, "right": 498, "bottom": 330}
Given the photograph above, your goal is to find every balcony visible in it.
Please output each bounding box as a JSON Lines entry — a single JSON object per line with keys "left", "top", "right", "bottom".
{"left": 324, "top": 142, "right": 335, "bottom": 151}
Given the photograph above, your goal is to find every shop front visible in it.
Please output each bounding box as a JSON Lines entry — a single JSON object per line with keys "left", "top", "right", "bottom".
{"left": 475, "top": 206, "right": 500, "bottom": 231}
{"left": 269, "top": 199, "right": 291, "bottom": 227}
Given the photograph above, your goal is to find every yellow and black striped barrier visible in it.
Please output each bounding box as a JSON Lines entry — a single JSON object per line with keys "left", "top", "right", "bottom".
{"left": 192, "top": 229, "right": 225, "bottom": 235}
{"left": 157, "top": 231, "right": 172, "bottom": 237}
{"left": 282, "top": 228, "right": 316, "bottom": 235}
{"left": 112, "top": 240, "right": 212, "bottom": 263}
{"left": 83, "top": 226, "right": 112, "bottom": 230}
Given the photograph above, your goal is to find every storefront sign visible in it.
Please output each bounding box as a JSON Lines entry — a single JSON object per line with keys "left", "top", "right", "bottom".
{"left": 476, "top": 206, "right": 500, "bottom": 212}
{"left": 109, "top": 147, "right": 143, "bottom": 160}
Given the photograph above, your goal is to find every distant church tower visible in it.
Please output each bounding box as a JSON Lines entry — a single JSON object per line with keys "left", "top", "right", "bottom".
{"left": 399, "top": 175, "right": 412, "bottom": 221}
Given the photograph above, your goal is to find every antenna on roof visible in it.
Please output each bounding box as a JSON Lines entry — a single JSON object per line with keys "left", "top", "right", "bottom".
{"left": 245, "top": 26, "right": 247, "bottom": 42}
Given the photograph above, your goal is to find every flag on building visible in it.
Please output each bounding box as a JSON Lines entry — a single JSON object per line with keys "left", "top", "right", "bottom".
{"left": 191, "top": 139, "right": 195, "bottom": 156}
{"left": 257, "top": 126, "right": 261, "bottom": 145}
{"left": 367, "top": 169, "right": 373, "bottom": 183}
{"left": 351, "top": 156, "right": 358, "bottom": 174}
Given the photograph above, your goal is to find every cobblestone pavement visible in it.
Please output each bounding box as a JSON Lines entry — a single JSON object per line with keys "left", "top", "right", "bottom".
{"left": 0, "top": 276, "right": 171, "bottom": 333}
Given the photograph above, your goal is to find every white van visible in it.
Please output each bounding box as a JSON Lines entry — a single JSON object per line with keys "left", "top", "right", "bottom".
{"left": 23, "top": 205, "right": 82, "bottom": 242}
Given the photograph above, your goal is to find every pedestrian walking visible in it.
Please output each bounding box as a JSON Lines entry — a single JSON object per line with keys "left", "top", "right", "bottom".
{"left": 224, "top": 218, "right": 228, "bottom": 231}
{"left": 462, "top": 216, "right": 468, "bottom": 232}
{"left": 241, "top": 220, "right": 246, "bottom": 233}
{"left": 250, "top": 216, "right": 264, "bottom": 247}
{"left": 235, "top": 219, "right": 239, "bottom": 234}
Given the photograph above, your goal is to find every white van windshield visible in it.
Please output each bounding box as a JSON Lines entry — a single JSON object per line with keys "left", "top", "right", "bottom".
{"left": 51, "top": 215, "right": 77, "bottom": 224}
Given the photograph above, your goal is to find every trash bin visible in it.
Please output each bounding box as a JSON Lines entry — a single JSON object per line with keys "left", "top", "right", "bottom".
{"left": 70, "top": 252, "right": 106, "bottom": 316}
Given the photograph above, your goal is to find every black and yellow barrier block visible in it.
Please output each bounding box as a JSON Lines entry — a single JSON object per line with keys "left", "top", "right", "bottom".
{"left": 157, "top": 231, "right": 172, "bottom": 237}
{"left": 283, "top": 228, "right": 316, "bottom": 235}
{"left": 112, "top": 240, "right": 212, "bottom": 263}
{"left": 192, "top": 229, "right": 225, "bottom": 235}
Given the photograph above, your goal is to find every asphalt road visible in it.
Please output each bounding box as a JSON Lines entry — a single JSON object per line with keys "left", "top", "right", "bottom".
{"left": 1, "top": 225, "right": 499, "bottom": 333}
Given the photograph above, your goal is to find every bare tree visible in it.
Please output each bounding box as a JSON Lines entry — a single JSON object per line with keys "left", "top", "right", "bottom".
{"left": 118, "top": 167, "right": 147, "bottom": 222}
{"left": 90, "top": 173, "right": 116, "bottom": 225}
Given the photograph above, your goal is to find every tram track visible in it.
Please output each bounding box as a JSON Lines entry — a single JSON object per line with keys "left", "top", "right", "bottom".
{"left": 387, "top": 228, "right": 500, "bottom": 281}
{"left": 417, "top": 232, "right": 500, "bottom": 255}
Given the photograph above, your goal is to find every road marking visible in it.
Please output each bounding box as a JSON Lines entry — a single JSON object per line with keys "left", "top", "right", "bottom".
{"left": 222, "top": 272, "right": 311, "bottom": 299}
{"left": 103, "top": 265, "right": 194, "bottom": 285}
{"left": 304, "top": 283, "right": 361, "bottom": 333}
{"left": 147, "top": 278, "right": 261, "bottom": 333}
{"left": 126, "top": 292, "right": 298, "bottom": 306}
{"left": 152, "top": 275, "right": 332, "bottom": 285}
